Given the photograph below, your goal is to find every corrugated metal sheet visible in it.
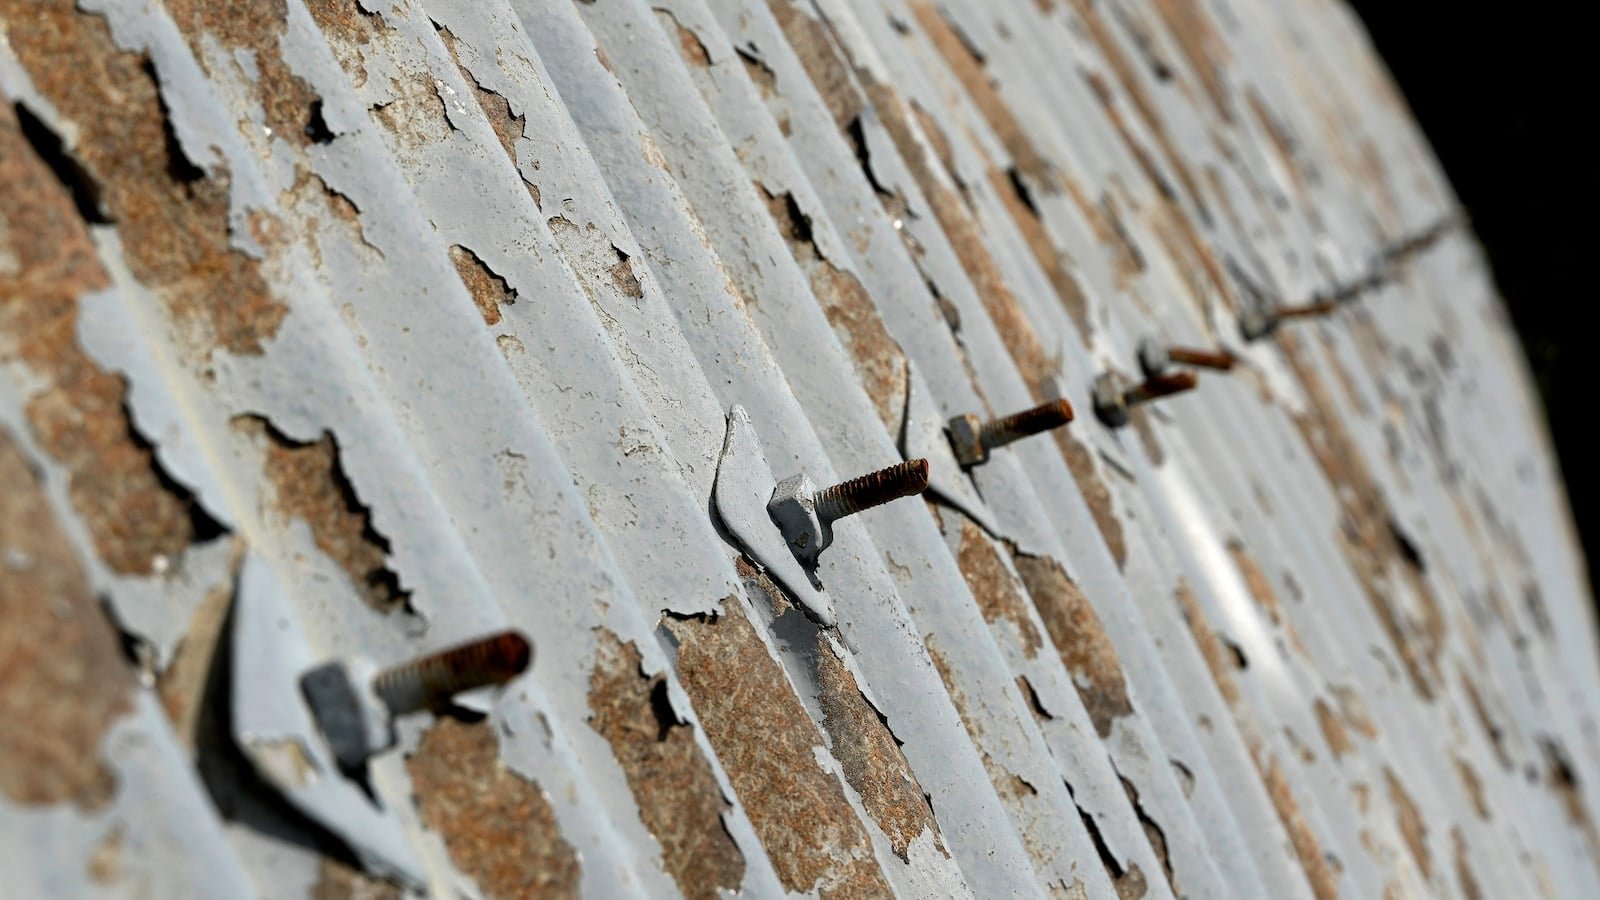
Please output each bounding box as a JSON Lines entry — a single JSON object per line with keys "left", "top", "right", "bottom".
{"left": 2, "top": 0, "right": 1596, "bottom": 896}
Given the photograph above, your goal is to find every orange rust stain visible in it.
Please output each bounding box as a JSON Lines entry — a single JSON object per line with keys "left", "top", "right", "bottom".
{"left": 815, "top": 639, "right": 947, "bottom": 861}
{"left": 1054, "top": 429, "right": 1128, "bottom": 569}
{"left": 0, "top": 428, "right": 132, "bottom": 810}
{"left": 1264, "top": 755, "right": 1340, "bottom": 900}
{"left": 765, "top": 0, "right": 865, "bottom": 128}
{"left": 907, "top": 0, "right": 1052, "bottom": 183}
{"left": 1014, "top": 554, "right": 1133, "bottom": 736}
{"left": 1174, "top": 581, "right": 1241, "bottom": 705}
{"left": 1277, "top": 332, "right": 1444, "bottom": 699}
{"left": 1146, "top": 0, "right": 1233, "bottom": 123}
{"left": 988, "top": 167, "right": 1095, "bottom": 344}
{"left": 407, "top": 718, "right": 580, "bottom": 900}
{"left": 448, "top": 245, "right": 517, "bottom": 326}
{"left": 1315, "top": 699, "right": 1353, "bottom": 759}
{"left": 0, "top": 103, "right": 216, "bottom": 575}
{"left": 164, "top": 0, "right": 321, "bottom": 150}
{"left": 955, "top": 519, "right": 1044, "bottom": 657}
{"left": 2, "top": 2, "right": 287, "bottom": 356}
{"left": 1455, "top": 757, "right": 1488, "bottom": 820}
{"left": 664, "top": 602, "right": 892, "bottom": 897}
{"left": 234, "top": 415, "right": 410, "bottom": 613}
{"left": 1385, "top": 767, "right": 1431, "bottom": 879}
{"left": 588, "top": 631, "right": 745, "bottom": 899}
{"left": 1453, "top": 828, "right": 1483, "bottom": 900}
{"left": 758, "top": 185, "right": 908, "bottom": 431}
{"left": 436, "top": 26, "right": 527, "bottom": 163}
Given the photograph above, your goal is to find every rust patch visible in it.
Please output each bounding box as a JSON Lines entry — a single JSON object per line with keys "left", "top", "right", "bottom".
{"left": 1315, "top": 699, "right": 1353, "bottom": 759}
{"left": 758, "top": 185, "right": 908, "bottom": 431}
{"left": 1453, "top": 828, "right": 1483, "bottom": 900}
{"left": 1385, "top": 768, "right": 1431, "bottom": 879}
{"left": 954, "top": 519, "right": 1043, "bottom": 657}
{"left": 1277, "top": 332, "right": 1444, "bottom": 698}
{"left": 1331, "top": 684, "right": 1379, "bottom": 740}
{"left": 587, "top": 631, "right": 746, "bottom": 898}
{"left": 1147, "top": 0, "right": 1232, "bottom": 123}
{"left": 448, "top": 245, "right": 518, "bottom": 326}
{"left": 407, "top": 718, "right": 580, "bottom": 900}
{"left": 87, "top": 825, "right": 124, "bottom": 885}
{"left": 310, "top": 858, "right": 402, "bottom": 900}
{"left": 1264, "top": 755, "right": 1340, "bottom": 900}
{"left": 1, "top": 3, "right": 287, "bottom": 356}
{"left": 0, "top": 427, "right": 132, "bottom": 809}
{"left": 907, "top": 0, "right": 1051, "bottom": 183}
{"left": 1174, "top": 581, "right": 1241, "bottom": 705}
{"left": 164, "top": 0, "right": 322, "bottom": 150}
{"left": 1459, "top": 673, "right": 1509, "bottom": 768}
{"left": 436, "top": 26, "right": 527, "bottom": 162}
{"left": 283, "top": 166, "right": 382, "bottom": 261}
{"left": 371, "top": 71, "right": 450, "bottom": 148}
{"left": 663, "top": 603, "right": 891, "bottom": 896}
{"left": 234, "top": 415, "right": 410, "bottom": 613}
{"left": 1014, "top": 553, "right": 1133, "bottom": 736}
{"left": 815, "top": 640, "right": 945, "bottom": 861}
{"left": 1228, "top": 540, "right": 1284, "bottom": 627}
{"left": 1455, "top": 757, "right": 1488, "bottom": 820}
{"left": 1055, "top": 429, "right": 1128, "bottom": 568}
{"left": 0, "top": 104, "right": 225, "bottom": 575}
{"left": 765, "top": 0, "right": 865, "bottom": 127}
{"left": 988, "top": 166, "right": 1094, "bottom": 342}
{"left": 659, "top": 9, "right": 712, "bottom": 67}
{"left": 157, "top": 577, "right": 236, "bottom": 751}
{"left": 1120, "top": 775, "right": 1174, "bottom": 895}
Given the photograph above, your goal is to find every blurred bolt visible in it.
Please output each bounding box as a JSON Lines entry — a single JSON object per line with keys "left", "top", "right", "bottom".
{"left": 302, "top": 630, "right": 533, "bottom": 768}
{"left": 374, "top": 630, "right": 533, "bottom": 716}
{"left": 769, "top": 459, "right": 930, "bottom": 564}
{"left": 1092, "top": 371, "right": 1199, "bottom": 428}
{"left": 947, "top": 398, "right": 1075, "bottom": 467}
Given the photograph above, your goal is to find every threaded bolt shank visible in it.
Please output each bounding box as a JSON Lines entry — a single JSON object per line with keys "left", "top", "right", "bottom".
{"left": 373, "top": 630, "right": 532, "bottom": 716}
{"left": 1166, "top": 346, "right": 1236, "bottom": 371}
{"left": 978, "top": 399, "right": 1075, "bottom": 450}
{"left": 815, "top": 459, "right": 929, "bottom": 524}
{"left": 1124, "top": 371, "right": 1198, "bottom": 406}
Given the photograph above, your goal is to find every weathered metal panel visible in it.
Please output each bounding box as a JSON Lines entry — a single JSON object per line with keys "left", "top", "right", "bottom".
{"left": 3, "top": 0, "right": 1597, "bottom": 897}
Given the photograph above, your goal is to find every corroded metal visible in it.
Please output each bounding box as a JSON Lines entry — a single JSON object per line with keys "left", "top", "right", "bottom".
{"left": 3, "top": 0, "right": 1597, "bottom": 897}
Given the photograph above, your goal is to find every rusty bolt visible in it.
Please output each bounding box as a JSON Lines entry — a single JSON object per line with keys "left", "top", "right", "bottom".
{"left": 373, "top": 631, "right": 533, "bottom": 715}
{"left": 1092, "top": 371, "right": 1198, "bottom": 428}
{"left": 768, "top": 459, "right": 930, "bottom": 565}
{"left": 301, "top": 630, "right": 533, "bottom": 769}
{"left": 1138, "top": 338, "right": 1235, "bottom": 377}
{"left": 1241, "top": 299, "right": 1339, "bottom": 343}
{"left": 947, "top": 398, "right": 1075, "bottom": 467}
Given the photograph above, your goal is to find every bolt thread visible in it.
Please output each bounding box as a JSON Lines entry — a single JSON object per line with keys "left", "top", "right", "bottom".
{"left": 1276, "top": 300, "right": 1338, "bottom": 320}
{"left": 979, "top": 399, "right": 1075, "bottom": 450}
{"left": 816, "top": 459, "right": 929, "bottom": 524}
{"left": 1125, "top": 371, "right": 1198, "bottom": 406}
{"left": 1166, "top": 346, "right": 1236, "bottom": 371}
{"left": 373, "top": 630, "right": 532, "bottom": 715}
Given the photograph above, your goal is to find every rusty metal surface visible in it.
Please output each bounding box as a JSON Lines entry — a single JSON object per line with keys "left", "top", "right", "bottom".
{"left": 2, "top": 0, "right": 1597, "bottom": 897}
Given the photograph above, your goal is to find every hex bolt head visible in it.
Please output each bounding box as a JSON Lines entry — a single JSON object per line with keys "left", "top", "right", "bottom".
{"left": 1094, "top": 371, "right": 1198, "bottom": 428}
{"left": 1137, "top": 339, "right": 1171, "bottom": 378}
{"left": 301, "top": 658, "right": 390, "bottom": 770}
{"left": 947, "top": 400, "right": 1074, "bottom": 467}
{"left": 767, "top": 473, "right": 828, "bottom": 565}
{"left": 768, "top": 460, "right": 929, "bottom": 565}
{"left": 946, "top": 413, "right": 988, "bottom": 467}
{"left": 1091, "top": 373, "right": 1131, "bottom": 428}
{"left": 1239, "top": 306, "right": 1278, "bottom": 342}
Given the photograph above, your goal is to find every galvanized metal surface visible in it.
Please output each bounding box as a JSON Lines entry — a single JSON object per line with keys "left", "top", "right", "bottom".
{"left": 2, "top": 0, "right": 1597, "bottom": 897}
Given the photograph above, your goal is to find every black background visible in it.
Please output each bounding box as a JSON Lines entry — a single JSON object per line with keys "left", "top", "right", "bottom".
{"left": 1346, "top": 4, "right": 1596, "bottom": 581}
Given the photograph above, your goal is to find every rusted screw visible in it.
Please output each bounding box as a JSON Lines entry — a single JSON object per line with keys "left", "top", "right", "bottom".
{"left": 301, "top": 630, "right": 533, "bottom": 768}
{"left": 947, "top": 398, "right": 1075, "bottom": 467}
{"left": 373, "top": 630, "right": 533, "bottom": 715}
{"left": 769, "top": 460, "right": 930, "bottom": 564}
{"left": 1239, "top": 299, "right": 1339, "bottom": 342}
{"left": 1092, "top": 371, "right": 1198, "bottom": 428}
{"left": 1138, "top": 338, "right": 1236, "bottom": 377}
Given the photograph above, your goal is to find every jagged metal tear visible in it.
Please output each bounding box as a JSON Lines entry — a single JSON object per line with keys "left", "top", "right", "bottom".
{"left": 712, "top": 405, "right": 836, "bottom": 626}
